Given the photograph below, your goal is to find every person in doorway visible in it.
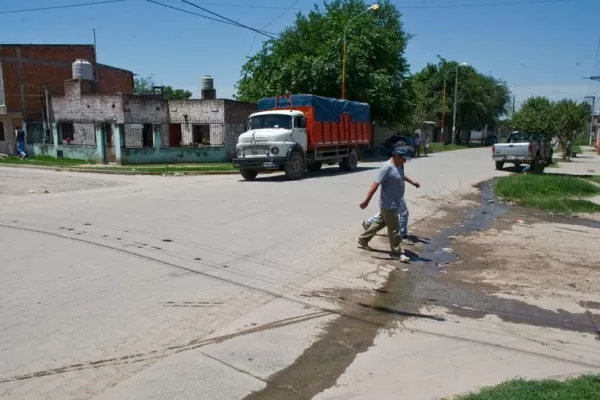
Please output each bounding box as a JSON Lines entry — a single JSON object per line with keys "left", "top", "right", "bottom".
{"left": 361, "top": 147, "right": 420, "bottom": 245}
{"left": 15, "top": 127, "right": 26, "bottom": 159}
{"left": 357, "top": 147, "right": 420, "bottom": 263}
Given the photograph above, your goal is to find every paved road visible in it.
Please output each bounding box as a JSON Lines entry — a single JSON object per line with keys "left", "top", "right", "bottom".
{"left": 0, "top": 148, "right": 506, "bottom": 399}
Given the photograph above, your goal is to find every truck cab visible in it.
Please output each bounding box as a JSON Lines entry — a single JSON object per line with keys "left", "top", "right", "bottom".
{"left": 233, "top": 110, "right": 307, "bottom": 180}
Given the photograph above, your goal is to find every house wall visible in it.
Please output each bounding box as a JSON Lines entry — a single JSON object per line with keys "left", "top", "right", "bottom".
{"left": 0, "top": 44, "right": 132, "bottom": 119}
{"left": 168, "top": 99, "right": 224, "bottom": 145}
{"left": 26, "top": 143, "right": 102, "bottom": 162}
{"left": 121, "top": 146, "right": 227, "bottom": 164}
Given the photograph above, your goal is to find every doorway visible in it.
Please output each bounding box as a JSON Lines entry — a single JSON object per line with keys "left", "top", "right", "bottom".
{"left": 104, "top": 123, "right": 115, "bottom": 163}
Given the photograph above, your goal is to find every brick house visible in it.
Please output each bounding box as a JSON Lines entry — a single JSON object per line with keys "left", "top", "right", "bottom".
{"left": 0, "top": 44, "right": 133, "bottom": 154}
{"left": 38, "top": 78, "right": 256, "bottom": 164}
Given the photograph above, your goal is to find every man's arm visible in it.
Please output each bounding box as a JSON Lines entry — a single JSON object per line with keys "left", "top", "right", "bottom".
{"left": 360, "top": 182, "right": 379, "bottom": 209}
{"left": 404, "top": 174, "right": 420, "bottom": 188}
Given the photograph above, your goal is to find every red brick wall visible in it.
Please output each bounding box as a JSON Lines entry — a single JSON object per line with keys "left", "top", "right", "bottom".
{"left": 0, "top": 45, "right": 133, "bottom": 119}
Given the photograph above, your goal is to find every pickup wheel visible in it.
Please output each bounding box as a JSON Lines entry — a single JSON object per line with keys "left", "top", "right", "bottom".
{"left": 495, "top": 161, "right": 504, "bottom": 170}
{"left": 307, "top": 162, "right": 322, "bottom": 172}
{"left": 340, "top": 149, "right": 359, "bottom": 171}
{"left": 240, "top": 169, "right": 258, "bottom": 181}
{"left": 284, "top": 151, "right": 305, "bottom": 180}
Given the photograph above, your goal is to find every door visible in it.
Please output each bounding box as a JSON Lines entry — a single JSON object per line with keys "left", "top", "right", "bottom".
{"left": 104, "top": 123, "right": 116, "bottom": 163}
{"left": 169, "top": 124, "right": 182, "bottom": 146}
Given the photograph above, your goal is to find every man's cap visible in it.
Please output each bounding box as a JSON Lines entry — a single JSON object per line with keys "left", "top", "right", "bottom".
{"left": 391, "top": 147, "right": 411, "bottom": 160}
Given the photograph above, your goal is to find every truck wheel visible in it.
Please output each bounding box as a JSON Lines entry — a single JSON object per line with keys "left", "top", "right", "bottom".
{"left": 307, "top": 162, "right": 322, "bottom": 172}
{"left": 240, "top": 169, "right": 258, "bottom": 181}
{"left": 495, "top": 161, "right": 504, "bottom": 170}
{"left": 284, "top": 151, "right": 305, "bottom": 180}
{"left": 340, "top": 149, "right": 359, "bottom": 171}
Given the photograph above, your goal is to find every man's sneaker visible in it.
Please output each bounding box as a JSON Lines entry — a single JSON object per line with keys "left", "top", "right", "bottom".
{"left": 357, "top": 238, "right": 371, "bottom": 250}
{"left": 391, "top": 253, "right": 411, "bottom": 263}
{"left": 361, "top": 220, "right": 370, "bottom": 231}
{"left": 402, "top": 236, "right": 415, "bottom": 245}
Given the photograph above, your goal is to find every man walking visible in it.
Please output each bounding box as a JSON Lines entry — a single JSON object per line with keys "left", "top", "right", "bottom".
{"left": 15, "top": 127, "right": 26, "bottom": 159}
{"left": 362, "top": 147, "right": 420, "bottom": 244}
{"left": 357, "top": 148, "right": 420, "bottom": 263}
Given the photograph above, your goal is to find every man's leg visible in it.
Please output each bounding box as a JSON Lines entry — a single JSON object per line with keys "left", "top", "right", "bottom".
{"left": 358, "top": 212, "right": 386, "bottom": 248}
{"left": 363, "top": 213, "right": 381, "bottom": 230}
{"left": 381, "top": 208, "right": 407, "bottom": 260}
{"left": 397, "top": 198, "right": 409, "bottom": 238}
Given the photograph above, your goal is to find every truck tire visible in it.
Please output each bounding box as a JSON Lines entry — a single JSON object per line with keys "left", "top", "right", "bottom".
{"left": 495, "top": 161, "right": 504, "bottom": 170}
{"left": 531, "top": 159, "right": 546, "bottom": 174}
{"left": 284, "top": 151, "right": 305, "bottom": 180}
{"left": 240, "top": 169, "right": 258, "bottom": 181}
{"left": 307, "top": 162, "right": 322, "bottom": 172}
{"left": 340, "top": 149, "right": 359, "bottom": 171}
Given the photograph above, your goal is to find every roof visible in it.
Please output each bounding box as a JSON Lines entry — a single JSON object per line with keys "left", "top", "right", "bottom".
{"left": 97, "top": 63, "right": 133, "bottom": 74}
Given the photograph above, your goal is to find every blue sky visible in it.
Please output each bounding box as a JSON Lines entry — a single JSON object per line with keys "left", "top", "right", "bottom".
{"left": 2, "top": 0, "right": 599, "bottom": 110}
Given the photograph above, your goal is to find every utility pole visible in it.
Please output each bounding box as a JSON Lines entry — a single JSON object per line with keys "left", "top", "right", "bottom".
{"left": 512, "top": 95, "right": 515, "bottom": 116}
{"left": 452, "top": 66, "right": 459, "bottom": 144}
{"left": 584, "top": 96, "right": 596, "bottom": 147}
{"left": 44, "top": 84, "right": 52, "bottom": 144}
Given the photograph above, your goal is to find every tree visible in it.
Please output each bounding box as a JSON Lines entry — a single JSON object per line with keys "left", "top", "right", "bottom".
{"left": 235, "top": 0, "right": 412, "bottom": 125}
{"left": 134, "top": 76, "right": 192, "bottom": 100}
{"left": 406, "top": 58, "right": 510, "bottom": 144}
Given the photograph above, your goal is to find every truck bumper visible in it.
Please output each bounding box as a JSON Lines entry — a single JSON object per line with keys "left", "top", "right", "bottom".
{"left": 232, "top": 156, "right": 287, "bottom": 170}
{"left": 493, "top": 156, "right": 532, "bottom": 163}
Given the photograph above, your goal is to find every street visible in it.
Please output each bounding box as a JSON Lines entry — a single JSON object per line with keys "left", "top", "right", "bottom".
{"left": 1, "top": 148, "right": 598, "bottom": 399}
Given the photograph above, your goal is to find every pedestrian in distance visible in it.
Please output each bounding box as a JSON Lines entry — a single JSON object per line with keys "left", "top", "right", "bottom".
{"left": 15, "top": 127, "right": 26, "bottom": 159}
{"left": 357, "top": 147, "right": 420, "bottom": 263}
{"left": 414, "top": 135, "right": 422, "bottom": 158}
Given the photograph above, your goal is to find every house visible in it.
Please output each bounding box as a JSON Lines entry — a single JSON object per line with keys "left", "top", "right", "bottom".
{"left": 34, "top": 76, "right": 256, "bottom": 164}
{"left": 0, "top": 43, "right": 133, "bottom": 154}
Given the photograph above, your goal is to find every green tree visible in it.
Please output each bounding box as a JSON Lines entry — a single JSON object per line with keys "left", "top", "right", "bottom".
{"left": 407, "top": 58, "right": 510, "bottom": 144}
{"left": 235, "top": 0, "right": 412, "bottom": 125}
{"left": 134, "top": 76, "right": 192, "bottom": 100}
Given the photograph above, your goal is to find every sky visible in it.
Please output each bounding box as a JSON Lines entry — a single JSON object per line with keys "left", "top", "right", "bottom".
{"left": 1, "top": 0, "right": 600, "bottom": 111}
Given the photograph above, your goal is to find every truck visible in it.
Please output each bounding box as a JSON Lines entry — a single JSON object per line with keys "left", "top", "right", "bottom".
{"left": 232, "top": 94, "right": 372, "bottom": 180}
{"left": 492, "top": 131, "right": 553, "bottom": 172}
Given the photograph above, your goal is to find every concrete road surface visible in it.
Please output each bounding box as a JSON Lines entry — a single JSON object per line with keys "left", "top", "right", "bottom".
{"left": 3, "top": 148, "right": 591, "bottom": 400}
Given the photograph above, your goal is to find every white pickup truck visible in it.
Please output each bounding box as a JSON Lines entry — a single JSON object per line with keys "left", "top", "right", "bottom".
{"left": 492, "top": 131, "right": 553, "bottom": 172}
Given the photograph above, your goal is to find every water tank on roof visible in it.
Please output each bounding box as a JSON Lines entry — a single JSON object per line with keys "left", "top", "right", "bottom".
{"left": 72, "top": 59, "right": 94, "bottom": 81}
{"left": 201, "top": 75, "right": 214, "bottom": 90}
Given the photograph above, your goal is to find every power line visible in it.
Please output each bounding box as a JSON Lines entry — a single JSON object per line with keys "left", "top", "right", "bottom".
{"left": 144, "top": 0, "right": 275, "bottom": 36}
{"left": 0, "top": 0, "right": 125, "bottom": 15}
{"left": 179, "top": 0, "right": 278, "bottom": 40}
{"left": 247, "top": 0, "right": 300, "bottom": 57}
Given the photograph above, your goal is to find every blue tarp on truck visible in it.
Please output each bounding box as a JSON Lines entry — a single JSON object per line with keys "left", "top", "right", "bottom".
{"left": 257, "top": 94, "right": 370, "bottom": 123}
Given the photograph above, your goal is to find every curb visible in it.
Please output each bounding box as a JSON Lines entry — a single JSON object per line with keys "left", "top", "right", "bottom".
{"left": 0, "top": 163, "right": 240, "bottom": 176}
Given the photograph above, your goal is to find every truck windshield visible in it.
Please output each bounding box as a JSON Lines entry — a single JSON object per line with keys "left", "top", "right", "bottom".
{"left": 248, "top": 115, "right": 292, "bottom": 130}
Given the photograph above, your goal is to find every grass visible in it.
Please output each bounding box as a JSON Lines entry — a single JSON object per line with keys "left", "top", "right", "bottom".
{"left": 455, "top": 375, "right": 600, "bottom": 400}
{"left": 494, "top": 174, "right": 600, "bottom": 213}
{"left": 0, "top": 155, "right": 236, "bottom": 174}
{"left": 0, "top": 155, "right": 89, "bottom": 166}
{"left": 585, "top": 175, "right": 600, "bottom": 184}
{"left": 428, "top": 143, "right": 468, "bottom": 153}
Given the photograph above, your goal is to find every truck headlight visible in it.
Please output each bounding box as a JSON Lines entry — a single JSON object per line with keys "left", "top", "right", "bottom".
{"left": 271, "top": 147, "right": 279, "bottom": 155}
{"left": 237, "top": 149, "right": 242, "bottom": 157}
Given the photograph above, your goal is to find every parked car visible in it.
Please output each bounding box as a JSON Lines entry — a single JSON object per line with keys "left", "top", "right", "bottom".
{"left": 380, "top": 134, "right": 416, "bottom": 157}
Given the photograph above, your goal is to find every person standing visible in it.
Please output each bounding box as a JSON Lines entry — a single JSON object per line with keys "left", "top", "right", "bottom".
{"left": 15, "top": 127, "right": 26, "bottom": 159}
{"left": 413, "top": 135, "right": 422, "bottom": 157}
{"left": 357, "top": 148, "right": 420, "bottom": 263}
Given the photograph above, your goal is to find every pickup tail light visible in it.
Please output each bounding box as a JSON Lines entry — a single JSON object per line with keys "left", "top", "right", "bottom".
{"left": 492, "top": 145, "right": 495, "bottom": 154}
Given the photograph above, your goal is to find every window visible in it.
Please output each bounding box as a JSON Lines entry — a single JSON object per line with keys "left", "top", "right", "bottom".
{"left": 0, "top": 122, "right": 4, "bottom": 141}
{"left": 60, "top": 122, "right": 74, "bottom": 142}
{"left": 192, "top": 124, "right": 210, "bottom": 145}
{"left": 248, "top": 115, "right": 292, "bottom": 130}
{"left": 142, "top": 124, "right": 153, "bottom": 148}
{"left": 294, "top": 116, "right": 306, "bottom": 129}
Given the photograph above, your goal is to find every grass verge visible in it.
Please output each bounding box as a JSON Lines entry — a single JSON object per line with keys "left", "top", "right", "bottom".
{"left": 494, "top": 174, "right": 600, "bottom": 213}
{"left": 455, "top": 375, "right": 600, "bottom": 400}
{"left": 428, "top": 143, "right": 468, "bottom": 153}
{"left": 585, "top": 175, "right": 600, "bottom": 184}
{"left": 0, "top": 156, "right": 236, "bottom": 174}
{"left": 0, "top": 155, "right": 89, "bottom": 166}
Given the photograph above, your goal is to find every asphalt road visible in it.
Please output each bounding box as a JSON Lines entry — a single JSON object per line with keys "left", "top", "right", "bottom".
{"left": 0, "top": 148, "right": 507, "bottom": 400}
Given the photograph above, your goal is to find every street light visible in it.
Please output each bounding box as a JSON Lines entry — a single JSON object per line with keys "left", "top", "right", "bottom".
{"left": 440, "top": 62, "right": 467, "bottom": 144}
{"left": 341, "top": 3, "right": 380, "bottom": 99}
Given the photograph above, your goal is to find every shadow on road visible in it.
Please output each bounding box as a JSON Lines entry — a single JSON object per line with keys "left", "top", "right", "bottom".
{"left": 240, "top": 165, "right": 379, "bottom": 182}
